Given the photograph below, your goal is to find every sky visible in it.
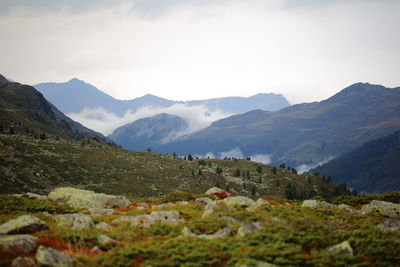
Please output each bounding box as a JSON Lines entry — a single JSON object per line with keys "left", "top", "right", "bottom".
{"left": 1, "top": 0, "right": 399, "bottom": 104}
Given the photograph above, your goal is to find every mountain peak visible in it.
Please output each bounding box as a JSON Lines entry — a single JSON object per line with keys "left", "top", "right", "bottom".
{"left": 67, "top": 77, "right": 84, "bottom": 83}
{"left": 0, "top": 74, "right": 10, "bottom": 84}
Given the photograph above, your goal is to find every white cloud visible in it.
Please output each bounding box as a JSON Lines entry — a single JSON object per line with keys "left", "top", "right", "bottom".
{"left": 219, "top": 147, "right": 244, "bottom": 159}
{"left": 67, "top": 103, "right": 232, "bottom": 136}
{"left": 296, "top": 156, "right": 335, "bottom": 174}
{"left": 249, "top": 154, "right": 273, "bottom": 165}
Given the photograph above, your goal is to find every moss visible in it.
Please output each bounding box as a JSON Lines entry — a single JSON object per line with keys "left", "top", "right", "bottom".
{"left": 0, "top": 195, "right": 77, "bottom": 214}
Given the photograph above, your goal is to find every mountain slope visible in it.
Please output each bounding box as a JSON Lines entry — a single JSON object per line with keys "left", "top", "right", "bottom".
{"left": 311, "top": 131, "right": 400, "bottom": 194}
{"left": 35, "top": 78, "right": 290, "bottom": 115}
{"left": 158, "top": 83, "right": 400, "bottom": 166}
{"left": 0, "top": 78, "right": 107, "bottom": 141}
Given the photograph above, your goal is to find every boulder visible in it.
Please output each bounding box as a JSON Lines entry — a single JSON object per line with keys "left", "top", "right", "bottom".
{"left": 95, "top": 222, "right": 112, "bottom": 233}
{"left": 0, "top": 215, "right": 48, "bottom": 235}
{"left": 149, "top": 211, "right": 183, "bottom": 224}
{"left": 97, "top": 235, "right": 117, "bottom": 249}
{"left": 72, "top": 215, "right": 94, "bottom": 231}
{"left": 11, "top": 256, "right": 37, "bottom": 267}
{"left": 247, "top": 198, "right": 269, "bottom": 211}
{"left": 361, "top": 200, "right": 400, "bottom": 217}
{"left": 205, "top": 187, "right": 230, "bottom": 199}
{"left": 202, "top": 201, "right": 229, "bottom": 218}
{"left": 55, "top": 213, "right": 87, "bottom": 228}
{"left": 326, "top": 241, "right": 353, "bottom": 256}
{"left": 302, "top": 200, "right": 336, "bottom": 208}
{"left": 130, "top": 215, "right": 155, "bottom": 228}
{"left": 114, "top": 211, "right": 183, "bottom": 228}
{"left": 181, "top": 227, "right": 231, "bottom": 239}
{"left": 378, "top": 219, "right": 400, "bottom": 232}
{"left": 0, "top": 235, "right": 38, "bottom": 256}
{"left": 36, "top": 246, "right": 73, "bottom": 267}
{"left": 224, "top": 196, "right": 254, "bottom": 209}
{"left": 48, "top": 187, "right": 130, "bottom": 209}
{"left": 237, "top": 222, "right": 262, "bottom": 237}
{"left": 195, "top": 197, "right": 213, "bottom": 205}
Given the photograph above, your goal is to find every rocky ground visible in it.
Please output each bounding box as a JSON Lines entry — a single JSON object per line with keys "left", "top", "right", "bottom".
{"left": 1, "top": 187, "right": 400, "bottom": 266}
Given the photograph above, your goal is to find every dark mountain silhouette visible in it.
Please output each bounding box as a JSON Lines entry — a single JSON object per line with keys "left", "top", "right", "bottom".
{"left": 311, "top": 131, "right": 400, "bottom": 194}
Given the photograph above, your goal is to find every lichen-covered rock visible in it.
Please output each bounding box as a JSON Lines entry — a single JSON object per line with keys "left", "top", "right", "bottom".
{"left": 181, "top": 227, "right": 231, "bottom": 239}
{"left": 152, "top": 203, "right": 176, "bottom": 209}
{"left": 361, "top": 200, "right": 400, "bottom": 217}
{"left": 237, "top": 222, "right": 262, "bottom": 237}
{"left": 97, "top": 235, "right": 117, "bottom": 249}
{"left": 195, "top": 197, "right": 213, "bottom": 205}
{"left": 130, "top": 215, "right": 155, "bottom": 228}
{"left": 150, "top": 211, "right": 183, "bottom": 224}
{"left": 95, "top": 222, "right": 112, "bottom": 232}
{"left": 48, "top": 187, "right": 130, "bottom": 209}
{"left": 55, "top": 213, "right": 86, "bottom": 228}
{"left": 327, "top": 241, "right": 353, "bottom": 256}
{"left": 302, "top": 200, "right": 336, "bottom": 208}
{"left": 223, "top": 196, "right": 255, "bottom": 209}
{"left": 36, "top": 246, "right": 73, "bottom": 267}
{"left": 72, "top": 215, "right": 94, "bottom": 231}
{"left": 378, "top": 219, "right": 400, "bottom": 232}
{"left": 0, "top": 215, "right": 48, "bottom": 235}
{"left": 247, "top": 198, "right": 269, "bottom": 211}
{"left": 202, "top": 201, "right": 229, "bottom": 218}
{"left": 0, "top": 235, "right": 38, "bottom": 256}
{"left": 11, "top": 256, "right": 37, "bottom": 267}
{"left": 205, "top": 187, "right": 230, "bottom": 199}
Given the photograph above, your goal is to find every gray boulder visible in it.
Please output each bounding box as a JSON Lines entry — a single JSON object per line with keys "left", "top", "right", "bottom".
{"left": 237, "top": 222, "right": 262, "bottom": 237}
{"left": 326, "top": 241, "right": 353, "bottom": 256}
{"left": 361, "top": 200, "right": 400, "bottom": 217}
{"left": 97, "top": 235, "right": 117, "bottom": 249}
{"left": 111, "top": 216, "right": 136, "bottom": 224}
{"left": 302, "top": 200, "right": 336, "bottom": 208}
{"left": 11, "top": 256, "right": 37, "bottom": 267}
{"left": 181, "top": 227, "right": 231, "bottom": 239}
{"left": 0, "top": 215, "right": 48, "bottom": 235}
{"left": 48, "top": 187, "right": 130, "bottom": 209}
{"left": 195, "top": 197, "right": 213, "bottom": 205}
{"left": 72, "top": 215, "right": 94, "bottom": 231}
{"left": 36, "top": 245, "right": 73, "bottom": 267}
{"left": 205, "top": 187, "right": 227, "bottom": 195}
{"left": 0, "top": 235, "right": 38, "bottom": 256}
{"left": 247, "top": 198, "right": 269, "bottom": 211}
{"left": 95, "top": 222, "right": 112, "bottom": 232}
{"left": 378, "top": 219, "right": 400, "bottom": 232}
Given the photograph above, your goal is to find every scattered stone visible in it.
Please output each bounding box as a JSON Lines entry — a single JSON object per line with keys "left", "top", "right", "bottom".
{"left": 224, "top": 196, "right": 254, "bottom": 209}
{"left": 11, "top": 256, "right": 37, "bottom": 267}
{"left": 97, "top": 235, "right": 117, "bottom": 249}
{"left": 181, "top": 227, "right": 231, "bottom": 239}
{"left": 247, "top": 198, "right": 269, "bottom": 211}
{"left": 95, "top": 222, "right": 112, "bottom": 232}
{"left": 150, "top": 211, "right": 183, "bottom": 224}
{"left": 72, "top": 215, "right": 94, "bottom": 231}
{"left": 0, "top": 215, "right": 48, "bottom": 235}
{"left": 237, "top": 222, "right": 262, "bottom": 237}
{"left": 302, "top": 200, "right": 336, "bottom": 208}
{"left": 195, "top": 197, "right": 213, "bottom": 205}
{"left": 55, "top": 213, "right": 85, "bottom": 228}
{"left": 48, "top": 187, "right": 130, "bottom": 209}
{"left": 0, "top": 235, "right": 38, "bottom": 256}
{"left": 327, "top": 241, "right": 353, "bottom": 256}
{"left": 205, "top": 187, "right": 230, "bottom": 199}
{"left": 36, "top": 245, "right": 73, "bottom": 267}
{"left": 130, "top": 215, "right": 154, "bottom": 228}
{"left": 202, "top": 201, "right": 229, "bottom": 218}
{"left": 361, "top": 200, "right": 400, "bottom": 217}
{"left": 153, "top": 203, "right": 176, "bottom": 209}
{"left": 378, "top": 219, "right": 400, "bottom": 232}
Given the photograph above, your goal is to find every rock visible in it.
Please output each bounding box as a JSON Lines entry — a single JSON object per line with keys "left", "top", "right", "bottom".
{"left": 11, "top": 256, "right": 37, "bottom": 267}
{"left": 153, "top": 203, "right": 176, "bottom": 209}
{"left": 13, "top": 193, "right": 46, "bottom": 200}
{"left": 97, "top": 235, "right": 117, "bottom": 249}
{"left": 338, "top": 204, "right": 358, "bottom": 213}
{"left": 202, "top": 201, "right": 229, "bottom": 218}
{"left": 195, "top": 197, "right": 213, "bottom": 205}
{"left": 176, "top": 201, "right": 189, "bottom": 205}
{"left": 237, "top": 222, "right": 261, "bottom": 237}
{"left": 95, "top": 222, "right": 112, "bottom": 232}
{"left": 181, "top": 227, "right": 231, "bottom": 239}
{"left": 361, "top": 200, "right": 400, "bottom": 217}
{"left": 111, "top": 216, "right": 135, "bottom": 224}
{"left": 0, "top": 235, "right": 38, "bottom": 256}
{"left": 205, "top": 187, "right": 230, "bottom": 199}
{"left": 247, "top": 198, "right": 269, "bottom": 211}
{"left": 327, "top": 241, "right": 353, "bottom": 256}
{"left": 130, "top": 215, "right": 155, "bottom": 228}
{"left": 72, "top": 215, "right": 94, "bottom": 231}
{"left": 0, "top": 215, "right": 48, "bottom": 235}
{"left": 221, "top": 216, "right": 241, "bottom": 226}
{"left": 36, "top": 245, "right": 73, "bottom": 267}
{"left": 378, "top": 219, "right": 400, "bottom": 232}
{"left": 302, "top": 200, "right": 336, "bottom": 208}
{"left": 224, "top": 196, "right": 255, "bottom": 209}
{"left": 55, "top": 213, "right": 86, "bottom": 228}
{"left": 150, "top": 211, "right": 182, "bottom": 224}
{"left": 48, "top": 187, "right": 130, "bottom": 209}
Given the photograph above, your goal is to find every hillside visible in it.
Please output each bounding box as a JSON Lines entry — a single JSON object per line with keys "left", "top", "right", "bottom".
{"left": 0, "top": 134, "right": 345, "bottom": 199}
{"left": 311, "top": 131, "right": 400, "bottom": 194}
{"left": 158, "top": 83, "right": 400, "bottom": 168}
{"left": 35, "top": 78, "right": 290, "bottom": 115}
{"left": 0, "top": 79, "right": 108, "bottom": 142}
{"left": 109, "top": 113, "right": 188, "bottom": 151}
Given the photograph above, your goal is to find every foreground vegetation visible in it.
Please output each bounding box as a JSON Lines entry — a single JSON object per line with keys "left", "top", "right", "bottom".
{"left": 1, "top": 191, "right": 399, "bottom": 266}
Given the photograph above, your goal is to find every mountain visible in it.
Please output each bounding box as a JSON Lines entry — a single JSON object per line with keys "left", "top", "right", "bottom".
{"left": 109, "top": 113, "right": 188, "bottom": 151}
{"left": 0, "top": 77, "right": 108, "bottom": 141}
{"left": 156, "top": 83, "right": 400, "bottom": 167}
{"left": 0, "top": 74, "right": 9, "bottom": 84}
{"left": 311, "top": 131, "right": 400, "bottom": 194}
{"left": 34, "top": 78, "right": 290, "bottom": 115}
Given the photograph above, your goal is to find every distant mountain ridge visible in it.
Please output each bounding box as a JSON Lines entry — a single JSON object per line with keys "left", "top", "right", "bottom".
{"left": 34, "top": 78, "right": 290, "bottom": 115}
{"left": 311, "top": 131, "right": 400, "bottom": 194}
{"left": 154, "top": 83, "right": 400, "bottom": 167}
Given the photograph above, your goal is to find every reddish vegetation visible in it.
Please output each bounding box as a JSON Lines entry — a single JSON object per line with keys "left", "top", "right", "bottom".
{"left": 67, "top": 247, "right": 104, "bottom": 258}
{"left": 212, "top": 191, "right": 231, "bottom": 199}
{"left": 37, "top": 236, "right": 69, "bottom": 251}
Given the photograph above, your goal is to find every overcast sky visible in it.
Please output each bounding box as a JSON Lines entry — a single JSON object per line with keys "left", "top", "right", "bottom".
{"left": 1, "top": 0, "right": 399, "bottom": 103}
